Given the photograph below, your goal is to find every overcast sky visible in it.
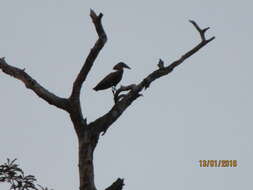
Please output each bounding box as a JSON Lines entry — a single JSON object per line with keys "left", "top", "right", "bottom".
{"left": 0, "top": 1, "right": 252, "bottom": 190}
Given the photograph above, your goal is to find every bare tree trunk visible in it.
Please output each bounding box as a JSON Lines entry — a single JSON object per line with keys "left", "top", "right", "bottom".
{"left": 78, "top": 132, "right": 98, "bottom": 190}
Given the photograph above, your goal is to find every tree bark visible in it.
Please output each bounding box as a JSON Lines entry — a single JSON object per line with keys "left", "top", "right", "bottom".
{"left": 67, "top": 10, "right": 107, "bottom": 190}
{"left": 78, "top": 130, "right": 99, "bottom": 190}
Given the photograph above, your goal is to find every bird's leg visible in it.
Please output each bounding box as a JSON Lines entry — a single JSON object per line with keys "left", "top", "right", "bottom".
{"left": 112, "top": 86, "right": 116, "bottom": 95}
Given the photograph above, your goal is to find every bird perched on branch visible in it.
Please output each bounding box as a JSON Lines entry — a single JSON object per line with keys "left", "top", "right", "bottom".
{"left": 93, "top": 62, "right": 131, "bottom": 92}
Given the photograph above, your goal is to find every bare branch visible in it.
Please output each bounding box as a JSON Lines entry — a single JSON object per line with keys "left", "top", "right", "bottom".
{"left": 189, "top": 20, "right": 214, "bottom": 42}
{"left": 157, "top": 58, "right": 165, "bottom": 69}
{"left": 105, "top": 178, "right": 124, "bottom": 190}
{"left": 113, "top": 84, "right": 137, "bottom": 103}
{"left": 67, "top": 9, "right": 107, "bottom": 138}
{"left": 90, "top": 20, "right": 215, "bottom": 135}
{"left": 70, "top": 9, "right": 107, "bottom": 100}
{"left": 139, "top": 20, "right": 215, "bottom": 90}
{"left": 0, "top": 58, "right": 69, "bottom": 111}
{"left": 89, "top": 88, "right": 142, "bottom": 135}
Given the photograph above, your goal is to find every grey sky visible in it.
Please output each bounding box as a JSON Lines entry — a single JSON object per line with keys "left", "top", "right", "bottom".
{"left": 0, "top": 0, "right": 252, "bottom": 190}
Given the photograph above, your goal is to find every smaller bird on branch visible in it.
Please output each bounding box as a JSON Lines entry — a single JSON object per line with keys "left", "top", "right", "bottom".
{"left": 93, "top": 62, "right": 131, "bottom": 93}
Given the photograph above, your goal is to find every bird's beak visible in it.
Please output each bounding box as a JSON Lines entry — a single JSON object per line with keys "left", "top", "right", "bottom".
{"left": 124, "top": 64, "right": 131, "bottom": 69}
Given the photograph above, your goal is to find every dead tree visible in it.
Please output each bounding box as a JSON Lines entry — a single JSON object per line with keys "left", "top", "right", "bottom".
{"left": 0, "top": 10, "right": 215, "bottom": 190}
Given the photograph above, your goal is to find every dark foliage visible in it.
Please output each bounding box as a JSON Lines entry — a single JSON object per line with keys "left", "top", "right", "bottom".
{"left": 0, "top": 159, "right": 51, "bottom": 190}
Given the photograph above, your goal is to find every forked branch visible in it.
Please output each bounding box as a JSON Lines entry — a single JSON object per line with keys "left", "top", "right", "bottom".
{"left": 113, "top": 84, "right": 138, "bottom": 103}
{"left": 90, "top": 20, "right": 215, "bottom": 136}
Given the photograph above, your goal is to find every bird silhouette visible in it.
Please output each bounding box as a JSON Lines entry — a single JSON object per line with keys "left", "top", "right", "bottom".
{"left": 93, "top": 62, "right": 130, "bottom": 92}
